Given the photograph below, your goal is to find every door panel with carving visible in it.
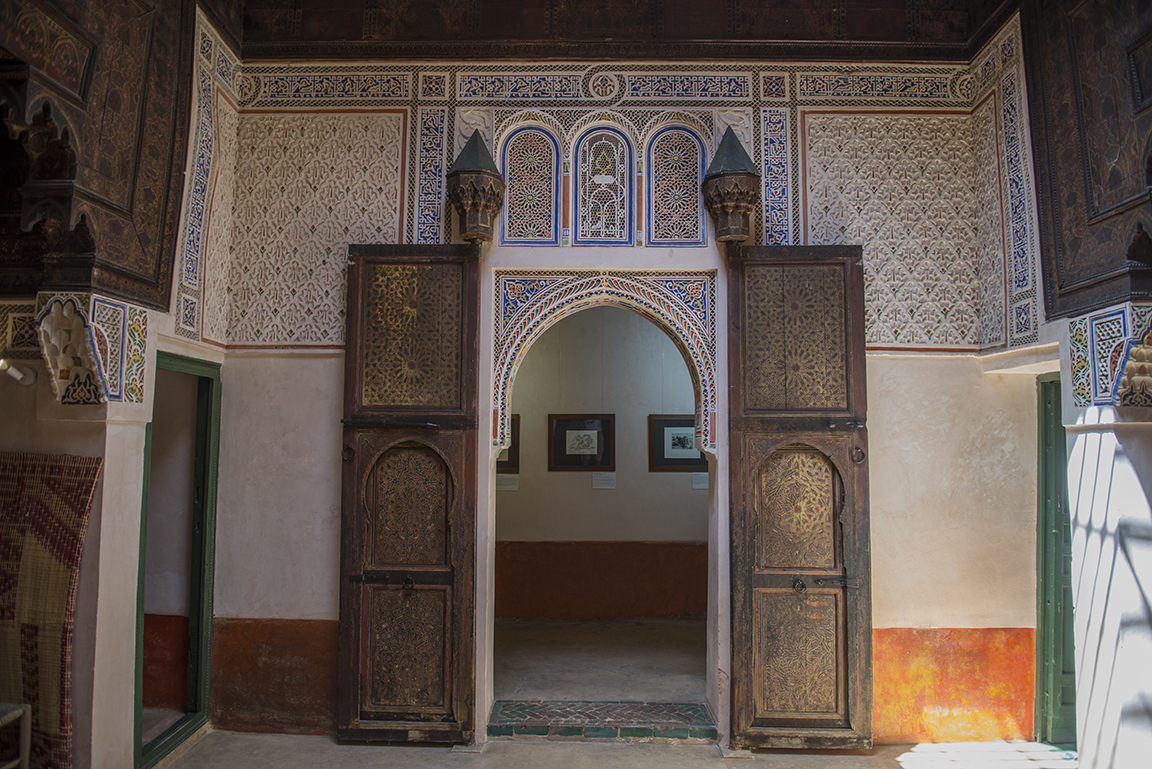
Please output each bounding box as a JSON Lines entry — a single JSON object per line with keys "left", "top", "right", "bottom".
{"left": 339, "top": 245, "right": 478, "bottom": 744}
{"left": 729, "top": 246, "right": 872, "bottom": 749}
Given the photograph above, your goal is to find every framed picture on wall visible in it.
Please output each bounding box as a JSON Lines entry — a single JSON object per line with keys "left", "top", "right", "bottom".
{"left": 648, "top": 414, "right": 707, "bottom": 472}
{"left": 547, "top": 414, "right": 615, "bottom": 472}
{"left": 496, "top": 414, "right": 520, "bottom": 474}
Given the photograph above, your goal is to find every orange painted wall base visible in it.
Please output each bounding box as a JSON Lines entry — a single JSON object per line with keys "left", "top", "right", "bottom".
{"left": 873, "top": 627, "right": 1035, "bottom": 744}
{"left": 208, "top": 618, "right": 1034, "bottom": 742}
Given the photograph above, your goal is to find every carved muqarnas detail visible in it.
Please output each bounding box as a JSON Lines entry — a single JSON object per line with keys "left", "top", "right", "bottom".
{"left": 37, "top": 297, "right": 102, "bottom": 405}
{"left": 1116, "top": 332, "right": 1152, "bottom": 407}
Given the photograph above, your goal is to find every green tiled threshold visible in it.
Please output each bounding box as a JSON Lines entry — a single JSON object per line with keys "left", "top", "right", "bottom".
{"left": 487, "top": 701, "right": 717, "bottom": 742}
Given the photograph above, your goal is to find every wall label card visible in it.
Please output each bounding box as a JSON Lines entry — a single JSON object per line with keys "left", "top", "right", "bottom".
{"left": 592, "top": 471, "right": 616, "bottom": 489}
{"left": 496, "top": 474, "right": 519, "bottom": 491}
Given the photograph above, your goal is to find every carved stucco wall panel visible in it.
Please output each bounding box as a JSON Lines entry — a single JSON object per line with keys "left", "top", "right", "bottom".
{"left": 805, "top": 112, "right": 980, "bottom": 348}
{"left": 227, "top": 111, "right": 406, "bottom": 346}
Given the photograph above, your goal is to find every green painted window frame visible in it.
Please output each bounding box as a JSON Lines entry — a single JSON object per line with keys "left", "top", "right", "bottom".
{"left": 134, "top": 352, "right": 222, "bottom": 768}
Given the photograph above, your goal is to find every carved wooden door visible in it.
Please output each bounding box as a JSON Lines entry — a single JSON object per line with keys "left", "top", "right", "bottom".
{"left": 728, "top": 245, "right": 872, "bottom": 749}
{"left": 339, "top": 245, "right": 479, "bottom": 744}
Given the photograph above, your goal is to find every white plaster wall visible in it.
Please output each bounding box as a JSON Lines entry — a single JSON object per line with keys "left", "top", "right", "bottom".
{"left": 868, "top": 354, "right": 1038, "bottom": 629}
{"left": 212, "top": 352, "right": 344, "bottom": 620}
{"left": 143, "top": 367, "right": 197, "bottom": 616}
{"left": 1065, "top": 413, "right": 1152, "bottom": 768}
{"left": 497, "top": 305, "right": 707, "bottom": 542}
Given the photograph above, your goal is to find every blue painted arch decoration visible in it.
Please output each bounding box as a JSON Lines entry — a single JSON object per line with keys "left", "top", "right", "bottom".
{"left": 646, "top": 126, "right": 707, "bottom": 247}
{"left": 500, "top": 126, "right": 561, "bottom": 246}
{"left": 572, "top": 126, "right": 634, "bottom": 246}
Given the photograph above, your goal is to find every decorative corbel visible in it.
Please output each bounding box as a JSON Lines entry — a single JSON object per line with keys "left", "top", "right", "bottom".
{"left": 36, "top": 293, "right": 102, "bottom": 405}
{"left": 1116, "top": 331, "right": 1152, "bottom": 407}
{"left": 446, "top": 130, "right": 505, "bottom": 242}
{"left": 702, "top": 126, "right": 761, "bottom": 244}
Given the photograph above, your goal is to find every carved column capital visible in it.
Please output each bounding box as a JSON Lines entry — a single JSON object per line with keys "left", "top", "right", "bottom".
{"left": 445, "top": 130, "right": 505, "bottom": 242}
{"left": 446, "top": 170, "right": 505, "bottom": 243}
{"left": 701, "top": 126, "right": 760, "bottom": 244}
{"left": 702, "top": 173, "right": 761, "bottom": 243}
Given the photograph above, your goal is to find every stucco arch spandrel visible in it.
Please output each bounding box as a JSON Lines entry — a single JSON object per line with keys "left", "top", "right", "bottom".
{"left": 494, "top": 110, "right": 567, "bottom": 159}
{"left": 640, "top": 111, "right": 711, "bottom": 160}
{"left": 493, "top": 269, "right": 717, "bottom": 453}
{"left": 566, "top": 111, "right": 641, "bottom": 154}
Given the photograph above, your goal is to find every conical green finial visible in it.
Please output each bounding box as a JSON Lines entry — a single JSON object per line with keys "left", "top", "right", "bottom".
{"left": 447, "top": 129, "right": 499, "bottom": 176}
{"left": 705, "top": 126, "right": 758, "bottom": 179}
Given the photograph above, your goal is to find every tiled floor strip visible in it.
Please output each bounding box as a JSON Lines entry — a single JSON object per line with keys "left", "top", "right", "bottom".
{"left": 488, "top": 700, "right": 717, "bottom": 741}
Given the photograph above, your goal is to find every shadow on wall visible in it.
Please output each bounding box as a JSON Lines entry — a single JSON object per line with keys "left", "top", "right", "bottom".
{"left": 1069, "top": 424, "right": 1152, "bottom": 767}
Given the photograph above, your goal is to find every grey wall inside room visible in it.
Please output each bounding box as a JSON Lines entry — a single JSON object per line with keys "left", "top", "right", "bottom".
{"left": 144, "top": 367, "right": 197, "bottom": 617}
{"left": 497, "top": 305, "right": 709, "bottom": 542}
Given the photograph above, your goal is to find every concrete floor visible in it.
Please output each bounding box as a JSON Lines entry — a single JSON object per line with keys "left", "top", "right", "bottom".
{"left": 494, "top": 618, "right": 706, "bottom": 702}
{"left": 164, "top": 731, "right": 1079, "bottom": 768}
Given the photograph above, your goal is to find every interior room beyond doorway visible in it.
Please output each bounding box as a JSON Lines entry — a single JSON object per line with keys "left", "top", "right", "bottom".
{"left": 493, "top": 306, "right": 712, "bottom": 738}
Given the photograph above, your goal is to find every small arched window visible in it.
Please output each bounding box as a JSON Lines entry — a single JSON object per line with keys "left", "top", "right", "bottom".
{"left": 501, "top": 127, "right": 560, "bottom": 246}
{"left": 574, "top": 127, "right": 633, "bottom": 245}
{"left": 647, "top": 127, "right": 705, "bottom": 246}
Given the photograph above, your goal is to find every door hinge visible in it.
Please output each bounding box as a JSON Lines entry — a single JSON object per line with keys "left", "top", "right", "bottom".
{"left": 813, "top": 577, "right": 861, "bottom": 589}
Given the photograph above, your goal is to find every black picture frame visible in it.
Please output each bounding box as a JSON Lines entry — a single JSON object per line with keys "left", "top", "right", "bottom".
{"left": 496, "top": 414, "right": 520, "bottom": 474}
{"left": 648, "top": 414, "right": 707, "bottom": 472}
{"left": 547, "top": 414, "right": 615, "bottom": 472}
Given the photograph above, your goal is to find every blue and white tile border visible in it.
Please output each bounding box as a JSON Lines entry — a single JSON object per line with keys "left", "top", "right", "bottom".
{"left": 173, "top": 9, "right": 241, "bottom": 341}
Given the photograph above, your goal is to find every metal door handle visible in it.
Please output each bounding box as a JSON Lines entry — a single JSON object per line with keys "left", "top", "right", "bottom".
{"left": 402, "top": 575, "right": 415, "bottom": 590}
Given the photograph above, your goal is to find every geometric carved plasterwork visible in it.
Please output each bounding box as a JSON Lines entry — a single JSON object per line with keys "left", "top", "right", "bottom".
{"left": 501, "top": 127, "right": 560, "bottom": 246}
{"left": 1, "top": 302, "right": 39, "bottom": 362}
{"left": 972, "top": 93, "right": 1007, "bottom": 348}
{"left": 646, "top": 127, "right": 705, "bottom": 246}
{"left": 805, "top": 112, "right": 979, "bottom": 348}
{"left": 34, "top": 293, "right": 100, "bottom": 405}
{"left": 493, "top": 270, "right": 716, "bottom": 450}
{"left": 1069, "top": 302, "right": 1152, "bottom": 407}
{"left": 170, "top": 12, "right": 1041, "bottom": 355}
{"left": 228, "top": 111, "right": 406, "bottom": 346}
{"left": 33, "top": 293, "right": 148, "bottom": 405}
